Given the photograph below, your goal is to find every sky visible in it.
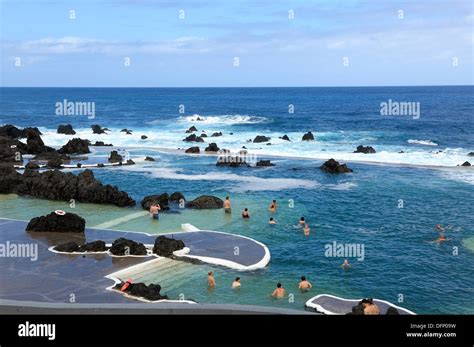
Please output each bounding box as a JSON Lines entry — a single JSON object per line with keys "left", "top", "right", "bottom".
{"left": 0, "top": 0, "right": 473, "bottom": 87}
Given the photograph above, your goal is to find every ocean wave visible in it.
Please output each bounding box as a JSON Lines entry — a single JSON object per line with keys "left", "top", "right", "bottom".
{"left": 178, "top": 114, "right": 269, "bottom": 125}
{"left": 117, "top": 166, "right": 318, "bottom": 192}
{"left": 407, "top": 139, "right": 438, "bottom": 146}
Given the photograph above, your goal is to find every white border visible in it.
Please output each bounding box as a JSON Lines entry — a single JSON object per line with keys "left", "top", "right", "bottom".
{"left": 304, "top": 294, "right": 416, "bottom": 315}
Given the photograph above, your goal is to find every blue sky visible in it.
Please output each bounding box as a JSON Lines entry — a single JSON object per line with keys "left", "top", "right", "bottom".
{"left": 0, "top": 0, "right": 472, "bottom": 87}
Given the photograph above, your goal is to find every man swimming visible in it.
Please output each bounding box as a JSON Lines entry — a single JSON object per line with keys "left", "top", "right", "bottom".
{"left": 361, "top": 298, "right": 380, "bottom": 315}
{"left": 232, "top": 277, "right": 241, "bottom": 289}
{"left": 271, "top": 282, "right": 286, "bottom": 298}
{"left": 303, "top": 224, "right": 310, "bottom": 236}
{"left": 269, "top": 199, "right": 277, "bottom": 213}
{"left": 242, "top": 208, "right": 250, "bottom": 219}
{"left": 436, "top": 224, "right": 446, "bottom": 232}
{"left": 149, "top": 204, "right": 161, "bottom": 220}
{"left": 223, "top": 196, "right": 231, "bottom": 214}
{"left": 341, "top": 259, "right": 351, "bottom": 269}
{"left": 298, "top": 276, "right": 312, "bottom": 292}
{"left": 207, "top": 271, "right": 216, "bottom": 288}
{"left": 269, "top": 217, "right": 277, "bottom": 225}
{"left": 299, "top": 217, "right": 305, "bottom": 225}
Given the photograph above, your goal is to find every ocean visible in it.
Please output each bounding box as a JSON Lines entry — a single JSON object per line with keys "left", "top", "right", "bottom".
{"left": 0, "top": 86, "right": 473, "bottom": 313}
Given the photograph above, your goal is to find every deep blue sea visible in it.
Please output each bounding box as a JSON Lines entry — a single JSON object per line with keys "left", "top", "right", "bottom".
{"left": 1, "top": 86, "right": 473, "bottom": 313}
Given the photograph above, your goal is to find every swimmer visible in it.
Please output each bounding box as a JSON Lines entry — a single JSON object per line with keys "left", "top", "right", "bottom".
{"left": 298, "top": 276, "right": 312, "bottom": 292}
{"left": 361, "top": 298, "right": 380, "bottom": 315}
{"left": 271, "top": 282, "right": 286, "bottom": 299}
{"left": 436, "top": 224, "right": 446, "bottom": 232}
{"left": 223, "top": 196, "right": 231, "bottom": 214}
{"left": 269, "top": 199, "right": 277, "bottom": 213}
{"left": 232, "top": 277, "right": 241, "bottom": 289}
{"left": 269, "top": 217, "right": 277, "bottom": 225}
{"left": 303, "top": 223, "right": 310, "bottom": 236}
{"left": 149, "top": 204, "right": 161, "bottom": 220}
{"left": 207, "top": 271, "right": 216, "bottom": 288}
{"left": 299, "top": 217, "right": 305, "bottom": 225}
{"left": 242, "top": 208, "right": 250, "bottom": 219}
{"left": 341, "top": 259, "right": 351, "bottom": 269}
{"left": 436, "top": 233, "right": 447, "bottom": 243}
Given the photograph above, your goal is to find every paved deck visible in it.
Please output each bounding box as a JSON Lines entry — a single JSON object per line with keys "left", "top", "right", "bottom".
{"left": 0, "top": 218, "right": 270, "bottom": 306}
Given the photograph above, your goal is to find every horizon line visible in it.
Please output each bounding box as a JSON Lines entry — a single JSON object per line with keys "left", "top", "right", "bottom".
{"left": 0, "top": 84, "right": 473, "bottom": 89}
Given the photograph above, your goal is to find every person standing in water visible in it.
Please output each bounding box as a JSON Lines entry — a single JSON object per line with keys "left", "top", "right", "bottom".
{"left": 232, "top": 277, "right": 241, "bottom": 289}
{"left": 298, "top": 276, "right": 312, "bottom": 292}
{"left": 269, "top": 200, "right": 277, "bottom": 213}
{"left": 242, "top": 208, "right": 250, "bottom": 219}
{"left": 341, "top": 259, "right": 351, "bottom": 269}
{"left": 223, "top": 196, "right": 231, "bottom": 214}
{"left": 271, "top": 282, "right": 286, "bottom": 298}
{"left": 303, "top": 224, "right": 310, "bottom": 236}
{"left": 149, "top": 204, "right": 161, "bottom": 220}
{"left": 208, "top": 271, "right": 216, "bottom": 288}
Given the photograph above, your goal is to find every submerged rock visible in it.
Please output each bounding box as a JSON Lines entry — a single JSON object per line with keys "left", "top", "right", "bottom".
{"left": 91, "top": 141, "right": 112, "bottom": 147}
{"left": 186, "top": 195, "right": 223, "bottom": 209}
{"left": 253, "top": 135, "right": 270, "bottom": 143}
{"left": 108, "top": 150, "right": 123, "bottom": 163}
{"left": 79, "top": 240, "right": 107, "bottom": 252}
{"left": 91, "top": 124, "right": 107, "bottom": 134}
{"left": 183, "top": 134, "right": 204, "bottom": 142}
{"left": 153, "top": 235, "right": 185, "bottom": 257}
{"left": 26, "top": 212, "right": 86, "bottom": 233}
{"left": 141, "top": 135, "right": 148, "bottom": 140}
{"left": 185, "top": 126, "right": 198, "bottom": 133}
{"left": 211, "top": 132, "right": 222, "bottom": 137}
{"left": 169, "top": 192, "right": 185, "bottom": 203}
{"left": 141, "top": 193, "right": 170, "bottom": 210}
{"left": 205, "top": 143, "right": 220, "bottom": 152}
{"left": 302, "top": 131, "right": 314, "bottom": 141}
{"left": 57, "top": 124, "right": 76, "bottom": 135}
{"left": 109, "top": 237, "right": 147, "bottom": 256}
{"left": 279, "top": 135, "right": 290, "bottom": 141}
{"left": 200, "top": 133, "right": 208, "bottom": 138}
{"left": 185, "top": 146, "right": 200, "bottom": 154}
{"left": 144, "top": 156, "right": 155, "bottom": 161}
{"left": 468, "top": 152, "right": 474, "bottom": 157}
{"left": 354, "top": 145, "right": 376, "bottom": 154}
{"left": 256, "top": 160, "right": 275, "bottom": 167}
{"left": 320, "top": 158, "right": 353, "bottom": 173}
{"left": 54, "top": 241, "right": 80, "bottom": 252}
{"left": 216, "top": 155, "right": 248, "bottom": 167}
{"left": 58, "top": 138, "right": 91, "bottom": 154}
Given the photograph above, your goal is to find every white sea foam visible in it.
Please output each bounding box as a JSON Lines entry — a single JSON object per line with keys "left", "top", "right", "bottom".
{"left": 326, "top": 182, "right": 358, "bottom": 191}
{"left": 437, "top": 169, "right": 474, "bottom": 185}
{"left": 407, "top": 139, "right": 438, "bottom": 146}
{"left": 178, "top": 114, "right": 269, "bottom": 125}
{"left": 117, "top": 166, "right": 318, "bottom": 192}
{"left": 36, "top": 127, "right": 470, "bottom": 168}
